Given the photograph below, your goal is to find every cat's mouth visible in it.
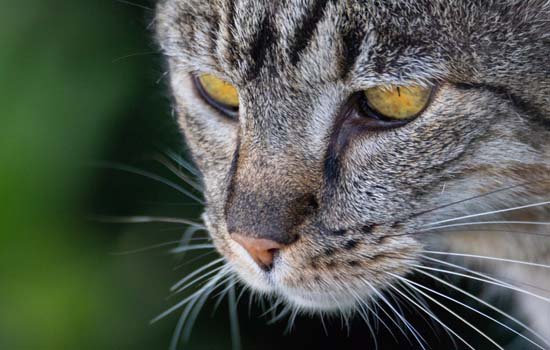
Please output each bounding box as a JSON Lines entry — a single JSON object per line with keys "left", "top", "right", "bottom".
{"left": 204, "top": 213, "right": 417, "bottom": 313}
{"left": 226, "top": 237, "right": 392, "bottom": 313}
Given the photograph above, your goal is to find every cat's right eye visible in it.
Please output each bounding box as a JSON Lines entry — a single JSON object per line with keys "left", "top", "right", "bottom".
{"left": 193, "top": 74, "right": 239, "bottom": 119}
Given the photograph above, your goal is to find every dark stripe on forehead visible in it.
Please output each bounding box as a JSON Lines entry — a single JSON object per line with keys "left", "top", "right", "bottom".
{"left": 246, "top": 14, "right": 275, "bottom": 79}
{"left": 209, "top": 7, "right": 221, "bottom": 64}
{"left": 340, "top": 16, "right": 368, "bottom": 79}
{"left": 289, "top": 0, "right": 334, "bottom": 65}
{"left": 225, "top": 0, "right": 239, "bottom": 67}
{"left": 176, "top": 12, "right": 196, "bottom": 52}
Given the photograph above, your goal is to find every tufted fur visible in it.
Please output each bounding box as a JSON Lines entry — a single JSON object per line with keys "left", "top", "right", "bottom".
{"left": 156, "top": 0, "right": 550, "bottom": 343}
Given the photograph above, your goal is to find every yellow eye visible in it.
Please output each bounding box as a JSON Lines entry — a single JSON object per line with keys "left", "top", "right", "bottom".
{"left": 364, "top": 85, "right": 432, "bottom": 120}
{"left": 196, "top": 74, "right": 239, "bottom": 109}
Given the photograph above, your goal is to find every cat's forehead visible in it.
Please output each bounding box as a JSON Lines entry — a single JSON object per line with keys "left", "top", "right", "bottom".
{"left": 157, "top": 0, "right": 545, "bottom": 88}
{"left": 156, "top": 0, "right": 461, "bottom": 85}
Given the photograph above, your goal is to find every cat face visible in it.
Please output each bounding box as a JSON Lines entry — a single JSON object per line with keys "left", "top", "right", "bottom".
{"left": 156, "top": 0, "right": 550, "bottom": 313}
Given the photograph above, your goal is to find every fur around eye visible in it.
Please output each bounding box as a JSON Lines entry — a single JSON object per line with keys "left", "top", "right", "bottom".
{"left": 363, "top": 85, "right": 433, "bottom": 121}
{"left": 194, "top": 74, "right": 239, "bottom": 118}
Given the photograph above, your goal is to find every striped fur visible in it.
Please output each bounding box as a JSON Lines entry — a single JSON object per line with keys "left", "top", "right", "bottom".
{"left": 156, "top": 0, "right": 550, "bottom": 344}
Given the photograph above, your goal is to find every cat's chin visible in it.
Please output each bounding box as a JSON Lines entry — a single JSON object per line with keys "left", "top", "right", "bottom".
{"left": 233, "top": 267, "right": 368, "bottom": 314}
{"left": 278, "top": 288, "right": 361, "bottom": 314}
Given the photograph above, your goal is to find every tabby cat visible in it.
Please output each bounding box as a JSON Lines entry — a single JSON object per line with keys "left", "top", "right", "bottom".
{"left": 155, "top": 0, "right": 550, "bottom": 348}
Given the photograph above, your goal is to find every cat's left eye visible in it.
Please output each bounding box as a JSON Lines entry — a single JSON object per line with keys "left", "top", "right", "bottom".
{"left": 193, "top": 74, "right": 239, "bottom": 118}
{"left": 356, "top": 85, "right": 434, "bottom": 128}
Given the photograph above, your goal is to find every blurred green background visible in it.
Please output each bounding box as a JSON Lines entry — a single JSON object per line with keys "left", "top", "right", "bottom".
{"left": 0, "top": 1, "right": 519, "bottom": 349}
{"left": 0, "top": 1, "right": 206, "bottom": 349}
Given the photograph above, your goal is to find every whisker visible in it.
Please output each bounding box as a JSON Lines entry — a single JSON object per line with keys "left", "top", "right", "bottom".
{"left": 171, "top": 261, "right": 226, "bottom": 295}
{"left": 349, "top": 288, "right": 397, "bottom": 343}
{"left": 388, "top": 282, "right": 476, "bottom": 350}
{"left": 424, "top": 256, "right": 550, "bottom": 345}
{"left": 170, "top": 257, "right": 225, "bottom": 291}
{"left": 173, "top": 251, "right": 217, "bottom": 269}
{"left": 421, "top": 255, "right": 550, "bottom": 293}
{"left": 411, "top": 178, "right": 550, "bottom": 219}
{"left": 422, "top": 250, "right": 550, "bottom": 269}
{"left": 285, "top": 308, "right": 300, "bottom": 334}
{"left": 177, "top": 225, "right": 210, "bottom": 259}
{"left": 91, "top": 161, "right": 204, "bottom": 204}
{"left": 348, "top": 291, "right": 380, "bottom": 350}
{"left": 153, "top": 265, "right": 229, "bottom": 323}
{"left": 235, "top": 285, "right": 248, "bottom": 306}
{"left": 154, "top": 154, "right": 203, "bottom": 192}
{"left": 414, "top": 228, "right": 550, "bottom": 238}
{"left": 211, "top": 278, "right": 239, "bottom": 313}
{"left": 116, "top": 0, "right": 152, "bottom": 11}
{"left": 412, "top": 266, "right": 550, "bottom": 348}
{"left": 170, "top": 244, "right": 214, "bottom": 254}
{"left": 385, "top": 283, "right": 447, "bottom": 343}
{"left": 268, "top": 304, "right": 292, "bottom": 325}
{"left": 424, "top": 200, "right": 550, "bottom": 226}
{"left": 327, "top": 295, "right": 349, "bottom": 333}
{"left": 418, "top": 220, "right": 550, "bottom": 233}
{"left": 110, "top": 240, "right": 185, "bottom": 255}
{"left": 393, "top": 274, "right": 504, "bottom": 349}
{"left": 162, "top": 148, "right": 201, "bottom": 177}
{"left": 171, "top": 273, "right": 232, "bottom": 350}
{"left": 228, "top": 278, "right": 242, "bottom": 350}
{"left": 183, "top": 274, "right": 233, "bottom": 341}
{"left": 92, "top": 215, "right": 205, "bottom": 228}
{"left": 413, "top": 264, "right": 550, "bottom": 302}
{"left": 365, "top": 280, "right": 427, "bottom": 350}
{"left": 170, "top": 299, "right": 196, "bottom": 350}
{"left": 112, "top": 51, "right": 158, "bottom": 63}
{"left": 259, "top": 297, "right": 284, "bottom": 318}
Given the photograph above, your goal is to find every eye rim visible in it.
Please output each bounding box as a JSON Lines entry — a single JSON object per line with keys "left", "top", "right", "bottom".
{"left": 353, "top": 85, "right": 436, "bottom": 130}
{"left": 192, "top": 74, "right": 239, "bottom": 120}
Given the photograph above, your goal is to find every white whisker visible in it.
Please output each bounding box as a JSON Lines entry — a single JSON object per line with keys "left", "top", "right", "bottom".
{"left": 349, "top": 291, "right": 380, "bottom": 350}
{"left": 365, "top": 280, "right": 428, "bottom": 350}
{"left": 394, "top": 274, "right": 504, "bottom": 349}
{"left": 424, "top": 200, "right": 550, "bottom": 226}
{"left": 162, "top": 148, "right": 201, "bottom": 177}
{"left": 419, "top": 220, "right": 550, "bottom": 232}
{"left": 91, "top": 161, "right": 204, "bottom": 204}
{"left": 285, "top": 308, "right": 300, "bottom": 334}
{"left": 171, "top": 263, "right": 227, "bottom": 295}
{"left": 424, "top": 254, "right": 550, "bottom": 293}
{"left": 153, "top": 265, "right": 229, "bottom": 323}
{"left": 170, "top": 258, "right": 224, "bottom": 292}
{"left": 179, "top": 224, "right": 209, "bottom": 249}
{"left": 412, "top": 179, "right": 550, "bottom": 219}
{"left": 228, "top": 278, "right": 242, "bottom": 350}
{"left": 170, "top": 297, "right": 197, "bottom": 350}
{"left": 350, "top": 288, "right": 396, "bottom": 342}
{"left": 211, "top": 278, "right": 239, "bottom": 313}
{"left": 268, "top": 303, "right": 292, "bottom": 324}
{"left": 413, "top": 266, "right": 550, "bottom": 348}
{"left": 388, "top": 282, "right": 476, "bottom": 350}
{"left": 110, "top": 240, "right": 183, "bottom": 255}
{"left": 170, "top": 243, "right": 215, "bottom": 254}
{"left": 154, "top": 154, "right": 203, "bottom": 192}
{"left": 93, "top": 215, "right": 205, "bottom": 227}
{"left": 422, "top": 250, "right": 550, "bottom": 269}
{"left": 173, "top": 251, "right": 217, "bottom": 269}
{"left": 183, "top": 274, "right": 233, "bottom": 341}
{"left": 413, "top": 264, "right": 550, "bottom": 302}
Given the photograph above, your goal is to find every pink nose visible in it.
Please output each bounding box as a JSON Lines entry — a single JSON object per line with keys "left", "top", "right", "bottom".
{"left": 231, "top": 234, "right": 284, "bottom": 271}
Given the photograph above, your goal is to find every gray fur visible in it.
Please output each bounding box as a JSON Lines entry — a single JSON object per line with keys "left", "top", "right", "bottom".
{"left": 156, "top": 0, "right": 550, "bottom": 341}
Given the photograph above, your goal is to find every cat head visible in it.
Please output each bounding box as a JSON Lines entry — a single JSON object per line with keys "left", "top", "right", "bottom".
{"left": 156, "top": 0, "right": 550, "bottom": 312}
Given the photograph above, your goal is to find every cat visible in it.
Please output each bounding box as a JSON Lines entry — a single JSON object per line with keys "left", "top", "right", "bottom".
{"left": 155, "top": 0, "right": 550, "bottom": 348}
